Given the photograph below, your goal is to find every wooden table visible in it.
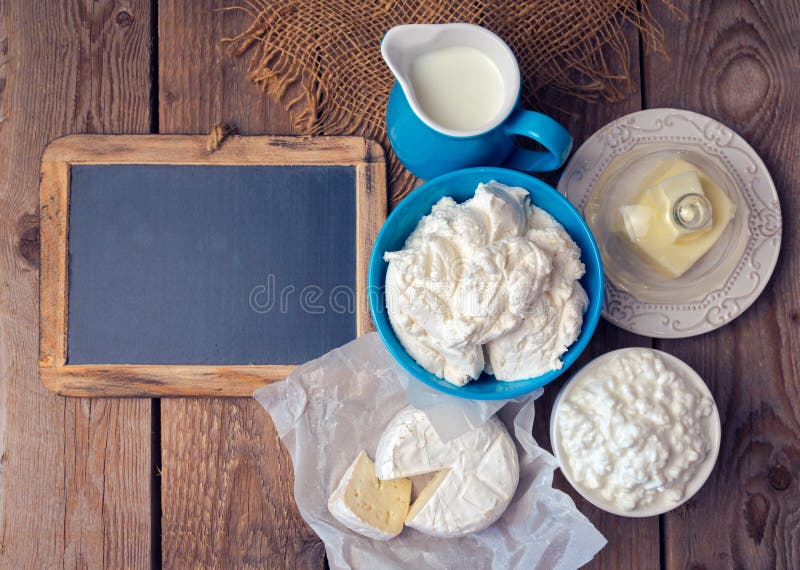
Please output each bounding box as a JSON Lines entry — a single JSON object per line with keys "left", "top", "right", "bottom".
{"left": 1, "top": 1, "right": 797, "bottom": 568}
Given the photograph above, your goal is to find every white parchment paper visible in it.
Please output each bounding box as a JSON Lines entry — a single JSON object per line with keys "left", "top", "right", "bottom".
{"left": 254, "top": 333, "right": 606, "bottom": 570}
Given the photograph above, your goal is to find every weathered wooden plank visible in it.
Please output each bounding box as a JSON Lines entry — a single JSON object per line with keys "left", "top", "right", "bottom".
{"left": 532, "top": 22, "right": 661, "bottom": 570}
{"left": 41, "top": 133, "right": 386, "bottom": 165}
{"left": 356, "top": 159, "right": 388, "bottom": 335}
{"left": 0, "top": 0, "right": 152, "bottom": 567}
{"left": 158, "top": 1, "right": 325, "bottom": 567}
{"left": 42, "top": 364, "right": 296, "bottom": 397}
{"left": 38, "top": 161, "right": 70, "bottom": 369}
{"left": 646, "top": 1, "right": 800, "bottom": 568}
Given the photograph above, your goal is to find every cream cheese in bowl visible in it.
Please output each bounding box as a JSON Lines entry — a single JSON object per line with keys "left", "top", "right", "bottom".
{"left": 550, "top": 348, "right": 721, "bottom": 517}
{"left": 383, "top": 181, "right": 588, "bottom": 387}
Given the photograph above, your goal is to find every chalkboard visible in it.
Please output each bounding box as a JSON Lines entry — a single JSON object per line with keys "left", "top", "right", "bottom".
{"left": 68, "top": 163, "right": 357, "bottom": 365}
{"left": 39, "top": 135, "right": 386, "bottom": 396}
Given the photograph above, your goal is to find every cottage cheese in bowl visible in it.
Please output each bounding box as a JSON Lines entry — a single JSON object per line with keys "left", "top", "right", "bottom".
{"left": 551, "top": 348, "right": 720, "bottom": 517}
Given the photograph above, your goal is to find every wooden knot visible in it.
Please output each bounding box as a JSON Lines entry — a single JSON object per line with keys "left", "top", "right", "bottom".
{"left": 116, "top": 10, "right": 133, "bottom": 28}
{"left": 16, "top": 213, "right": 39, "bottom": 268}
{"left": 206, "top": 123, "right": 235, "bottom": 152}
{"left": 768, "top": 463, "right": 792, "bottom": 491}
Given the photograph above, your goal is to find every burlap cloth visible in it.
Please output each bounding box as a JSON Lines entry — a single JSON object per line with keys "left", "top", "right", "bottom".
{"left": 226, "top": 1, "right": 678, "bottom": 204}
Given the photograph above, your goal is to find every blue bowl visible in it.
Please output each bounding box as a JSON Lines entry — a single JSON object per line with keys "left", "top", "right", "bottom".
{"left": 368, "top": 167, "right": 604, "bottom": 400}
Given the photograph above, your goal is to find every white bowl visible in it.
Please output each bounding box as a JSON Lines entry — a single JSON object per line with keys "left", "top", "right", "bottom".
{"left": 550, "top": 348, "right": 721, "bottom": 517}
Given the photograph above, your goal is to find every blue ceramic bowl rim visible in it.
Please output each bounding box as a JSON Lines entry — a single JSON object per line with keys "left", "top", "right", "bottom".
{"left": 368, "top": 167, "right": 604, "bottom": 400}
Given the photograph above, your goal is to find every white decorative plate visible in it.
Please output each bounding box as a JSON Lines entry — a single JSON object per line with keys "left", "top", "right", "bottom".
{"left": 558, "top": 108, "right": 782, "bottom": 338}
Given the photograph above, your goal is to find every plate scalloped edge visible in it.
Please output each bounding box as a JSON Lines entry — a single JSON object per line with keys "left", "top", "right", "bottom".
{"left": 557, "top": 108, "right": 782, "bottom": 339}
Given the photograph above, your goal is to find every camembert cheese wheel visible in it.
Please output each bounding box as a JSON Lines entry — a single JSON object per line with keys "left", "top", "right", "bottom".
{"left": 375, "top": 407, "right": 519, "bottom": 537}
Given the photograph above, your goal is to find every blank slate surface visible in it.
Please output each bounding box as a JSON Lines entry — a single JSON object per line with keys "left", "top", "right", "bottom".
{"left": 67, "top": 164, "right": 357, "bottom": 365}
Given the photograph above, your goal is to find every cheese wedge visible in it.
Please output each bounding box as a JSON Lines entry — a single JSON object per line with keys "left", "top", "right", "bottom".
{"left": 375, "top": 407, "right": 519, "bottom": 538}
{"left": 327, "top": 450, "right": 411, "bottom": 540}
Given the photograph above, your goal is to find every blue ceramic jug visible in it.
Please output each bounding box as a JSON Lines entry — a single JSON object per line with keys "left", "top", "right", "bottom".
{"left": 382, "top": 24, "right": 573, "bottom": 180}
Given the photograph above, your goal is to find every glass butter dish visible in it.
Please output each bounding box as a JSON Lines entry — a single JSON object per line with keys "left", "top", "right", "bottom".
{"left": 584, "top": 146, "right": 749, "bottom": 304}
{"left": 558, "top": 109, "right": 782, "bottom": 338}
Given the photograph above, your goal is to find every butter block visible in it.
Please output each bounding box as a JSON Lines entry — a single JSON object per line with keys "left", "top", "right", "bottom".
{"left": 620, "top": 204, "right": 653, "bottom": 242}
{"left": 621, "top": 159, "right": 735, "bottom": 279}
{"left": 656, "top": 170, "right": 711, "bottom": 241}
{"left": 327, "top": 450, "right": 411, "bottom": 540}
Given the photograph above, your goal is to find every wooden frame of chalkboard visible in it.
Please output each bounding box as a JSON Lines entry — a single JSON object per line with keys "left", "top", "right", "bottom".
{"left": 38, "top": 135, "right": 386, "bottom": 397}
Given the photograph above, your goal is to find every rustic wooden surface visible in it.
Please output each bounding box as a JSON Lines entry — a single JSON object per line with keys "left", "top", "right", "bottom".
{"left": 0, "top": 1, "right": 153, "bottom": 567}
{"left": 0, "top": 0, "right": 798, "bottom": 568}
{"left": 648, "top": 2, "right": 800, "bottom": 568}
{"left": 157, "top": 1, "right": 324, "bottom": 567}
{"left": 37, "top": 134, "right": 385, "bottom": 397}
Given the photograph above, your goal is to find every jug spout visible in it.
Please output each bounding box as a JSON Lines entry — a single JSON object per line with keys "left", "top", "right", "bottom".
{"left": 381, "top": 23, "right": 521, "bottom": 138}
{"left": 381, "top": 25, "right": 443, "bottom": 88}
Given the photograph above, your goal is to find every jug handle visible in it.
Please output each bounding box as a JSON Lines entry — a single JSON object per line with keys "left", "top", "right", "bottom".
{"left": 502, "top": 110, "right": 572, "bottom": 172}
